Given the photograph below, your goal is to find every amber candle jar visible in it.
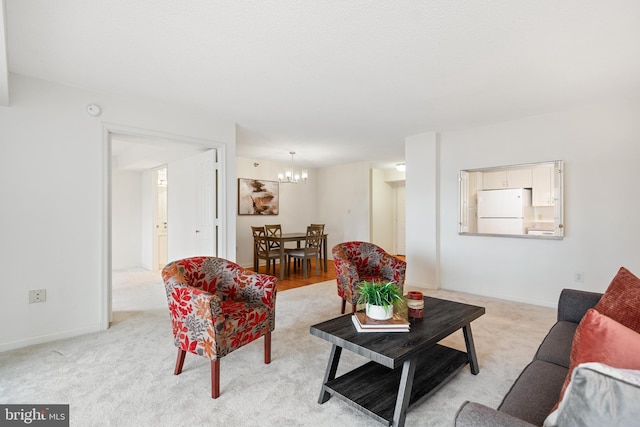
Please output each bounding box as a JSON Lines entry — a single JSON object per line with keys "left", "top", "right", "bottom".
{"left": 407, "top": 291, "right": 424, "bottom": 318}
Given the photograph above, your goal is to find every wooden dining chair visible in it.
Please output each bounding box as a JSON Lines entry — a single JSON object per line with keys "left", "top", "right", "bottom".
{"left": 285, "top": 225, "right": 323, "bottom": 278}
{"left": 265, "top": 224, "right": 282, "bottom": 251}
{"left": 310, "top": 223, "right": 325, "bottom": 270}
{"left": 252, "top": 226, "right": 280, "bottom": 275}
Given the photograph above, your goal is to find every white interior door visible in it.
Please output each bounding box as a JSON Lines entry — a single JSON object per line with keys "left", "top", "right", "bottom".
{"left": 155, "top": 167, "right": 168, "bottom": 269}
{"left": 167, "top": 149, "right": 217, "bottom": 260}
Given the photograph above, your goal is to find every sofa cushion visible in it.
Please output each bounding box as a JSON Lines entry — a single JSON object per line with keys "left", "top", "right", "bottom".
{"left": 534, "top": 321, "right": 577, "bottom": 368}
{"left": 544, "top": 363, "right": 640, "bottom": 427}
{"left": 593, "top": 266, "right": 640, "bottom": 333}
{"left": 553, "top": 308, "right": 640, "bottom": 412}
{"left": 456, "top": 401, "right": 538, "bottom": 427}
{"left": 556, "top": 289, "right": 602, "bottom": 323}
{"left": 498, "top": 360, "right": 568, "bottom": 426}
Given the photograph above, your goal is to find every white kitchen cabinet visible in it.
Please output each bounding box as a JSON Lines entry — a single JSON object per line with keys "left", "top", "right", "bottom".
{"left": 483, "top": 168, "right": 532, "bottom": 189}
{"left": 532, "top": 165, "right": 554, "bottom": 206}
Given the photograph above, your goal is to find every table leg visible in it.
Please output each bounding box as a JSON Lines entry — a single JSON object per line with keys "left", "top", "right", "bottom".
{"left": 463, "top": 324, "right": 480, "bottom": 375}
{"left": 279, "top": 245, "right": 285, "bottom": 280}
{"left": 318, "top": 344, "right": 342, "bottom": 404}
{"left": 323, "top": 236, "right": 328, "bottom": 272}
{"left": 392, "top": 357, "right": 417, "bottom": 427}
{"left": 253, "top": 246, "right": 258, "bottom": 272}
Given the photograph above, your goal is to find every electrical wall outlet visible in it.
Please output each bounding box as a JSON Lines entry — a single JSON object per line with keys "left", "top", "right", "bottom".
{"left": 574, "top": 273, "right": 584, "bottom": 283}
{"left": 29, "top": 289, "right": 47, "bottom": 303}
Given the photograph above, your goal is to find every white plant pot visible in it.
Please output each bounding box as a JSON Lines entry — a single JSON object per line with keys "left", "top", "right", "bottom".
{"left": 366, "top": 303, "right": 393, "bottom": 320}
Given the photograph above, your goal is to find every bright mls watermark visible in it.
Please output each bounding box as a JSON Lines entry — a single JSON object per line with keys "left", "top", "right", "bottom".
{"left": 1, "top": 405, "right": 69, "bottom": 426}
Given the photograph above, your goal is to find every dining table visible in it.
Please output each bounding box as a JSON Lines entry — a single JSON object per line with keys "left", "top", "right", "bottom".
{"left": 259, "top": 231, "right": 328, "bottom": 280}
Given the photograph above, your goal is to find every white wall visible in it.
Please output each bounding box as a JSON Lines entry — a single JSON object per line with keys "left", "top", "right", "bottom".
{"left": 140, "top": 169, "right": 154, "bottom": 270}
{"left": 405, "top": 132, "right": 440, "bottom": 289}
{"left": 111, "top": 168, "right": 143, "bottom": 269}
{"left": 406, "top": 98, "right": 640, "bottom": 307}
{"left": 235, "top": 157, "right": 319, "bottom": 268}
{"left": 317, "top": 162, "right": 371, "bottom": 254}
{"left": 0, "top": 3, "right": 8, "bottom": 107}
{"left": 0, "top": 74, "right": 236, "bottom": 351}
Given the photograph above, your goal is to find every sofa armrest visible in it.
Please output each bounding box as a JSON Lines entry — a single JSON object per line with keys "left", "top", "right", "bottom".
{"left": 455, "top": 402, "right": 537, "bottom": 427}
{"left": 557, "top": 289, "right": 602, "bottom": 323}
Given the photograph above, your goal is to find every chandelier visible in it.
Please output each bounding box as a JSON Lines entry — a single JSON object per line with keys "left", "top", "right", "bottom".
{"left": 278, "top": 151, "right": 308, "bottom": 184}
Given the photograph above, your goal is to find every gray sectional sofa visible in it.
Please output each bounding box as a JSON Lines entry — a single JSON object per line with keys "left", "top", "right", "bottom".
{"left": 455, "top": 288, "right": 603, "bottom": 427}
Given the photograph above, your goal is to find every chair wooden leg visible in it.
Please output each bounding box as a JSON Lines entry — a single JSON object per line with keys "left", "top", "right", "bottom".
{"left": 174, "top": 349, "right": 186, "bottom": 375}
{"left": 352, "top": 303, "right": 357, "bottom": 313}
{"left": 264, "top": 332, "right": 271, "bottom": 364}
{"left": 341, "top": 299, "right": 346, "bottom": 314}
{"left": 211, "top": 359, "right": 220, "bottom": 399}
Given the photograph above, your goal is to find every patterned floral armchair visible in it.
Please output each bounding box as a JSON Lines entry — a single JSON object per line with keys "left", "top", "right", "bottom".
{"left": 332, "top": 241, "right": 407, "bottom": 314}
{"left": 161, "top": 256, "right": 277, "bottom": 398}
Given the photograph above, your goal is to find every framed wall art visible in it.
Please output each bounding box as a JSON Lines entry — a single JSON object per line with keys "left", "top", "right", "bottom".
{"left": 238, "top": 178, "right": 279, "bottom": 215}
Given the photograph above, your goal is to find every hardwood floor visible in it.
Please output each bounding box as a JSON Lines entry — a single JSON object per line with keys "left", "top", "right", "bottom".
{"left": 251, "top": 259, "right": 336, "bottom": 292}
{"left": 252, "top": 255, "right": 406, "bottom": 292}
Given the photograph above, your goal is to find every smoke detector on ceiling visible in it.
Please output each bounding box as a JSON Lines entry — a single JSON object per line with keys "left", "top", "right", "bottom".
{"left": 86, "top": 104, "right": 102, "bottom": 117}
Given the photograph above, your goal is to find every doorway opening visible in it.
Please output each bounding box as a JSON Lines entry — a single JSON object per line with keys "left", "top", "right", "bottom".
{"left": 104, "top": 124, "right": 225, "bottom": 328}
{"left": 153, "top": 166, "right": 168, "bottom": 270}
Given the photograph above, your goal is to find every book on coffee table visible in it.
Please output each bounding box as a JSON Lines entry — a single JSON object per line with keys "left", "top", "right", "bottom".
{"left": 351, "top": 311, "right": 410, "bottom": 333}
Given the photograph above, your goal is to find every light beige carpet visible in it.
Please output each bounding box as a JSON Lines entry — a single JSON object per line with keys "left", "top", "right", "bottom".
{"left": 0, "top": 270, "right": 556, "bottom": 426}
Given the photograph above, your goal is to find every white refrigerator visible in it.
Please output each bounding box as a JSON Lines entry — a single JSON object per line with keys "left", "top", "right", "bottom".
{"left": 477, "top": 188, "right": 533, "bottom": 235}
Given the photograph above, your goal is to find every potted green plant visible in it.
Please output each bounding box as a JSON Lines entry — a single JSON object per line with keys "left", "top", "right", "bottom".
{"left": 356, "top": 280, "right": 405, "bottom": 320}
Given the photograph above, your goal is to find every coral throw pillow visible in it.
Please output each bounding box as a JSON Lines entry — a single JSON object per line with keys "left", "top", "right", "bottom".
{"left": 594, "top": 266, "right": 640, "bottom": 334}
{"left": 553, "top": 308, "right": 640, "bottom": 412}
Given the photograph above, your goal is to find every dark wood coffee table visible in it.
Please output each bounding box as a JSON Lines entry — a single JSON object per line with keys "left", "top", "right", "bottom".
{"left": 309, "top": 296, "right": 485, "bottom": 427}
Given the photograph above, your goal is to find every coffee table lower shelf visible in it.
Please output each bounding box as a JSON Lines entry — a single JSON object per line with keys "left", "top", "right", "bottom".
{"left": 322, "top": 344, "right": 469, "bottom": 425}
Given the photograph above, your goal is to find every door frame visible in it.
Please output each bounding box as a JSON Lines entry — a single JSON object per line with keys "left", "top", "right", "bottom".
{"left": 101, "top": 122, "right": 227, "bottom": 329}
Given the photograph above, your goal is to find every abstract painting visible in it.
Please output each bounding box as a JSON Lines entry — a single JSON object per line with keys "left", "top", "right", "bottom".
{"left": 238, "top": 178, "right": 279, "bottom": 215}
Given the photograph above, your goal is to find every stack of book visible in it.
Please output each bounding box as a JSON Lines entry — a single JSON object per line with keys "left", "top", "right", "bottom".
{"left": 351, "top": 311, "right": 410, "bottom": 333}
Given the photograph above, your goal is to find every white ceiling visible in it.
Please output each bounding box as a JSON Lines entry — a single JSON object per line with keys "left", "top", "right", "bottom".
{"left": 4, "top": 1, "right": 640, "bottom": 169}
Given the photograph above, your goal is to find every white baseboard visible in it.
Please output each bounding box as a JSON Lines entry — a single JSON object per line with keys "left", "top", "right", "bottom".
{"left": 0, "top": 324, "right": 103, "bottom": 353}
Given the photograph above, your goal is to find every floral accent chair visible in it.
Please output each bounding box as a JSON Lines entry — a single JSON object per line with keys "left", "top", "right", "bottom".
{"left": 161, "top": 256, "right": 277, "bottom": 398}
{"left": 332, "top": 241, "right": 406, "bottom": 314}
